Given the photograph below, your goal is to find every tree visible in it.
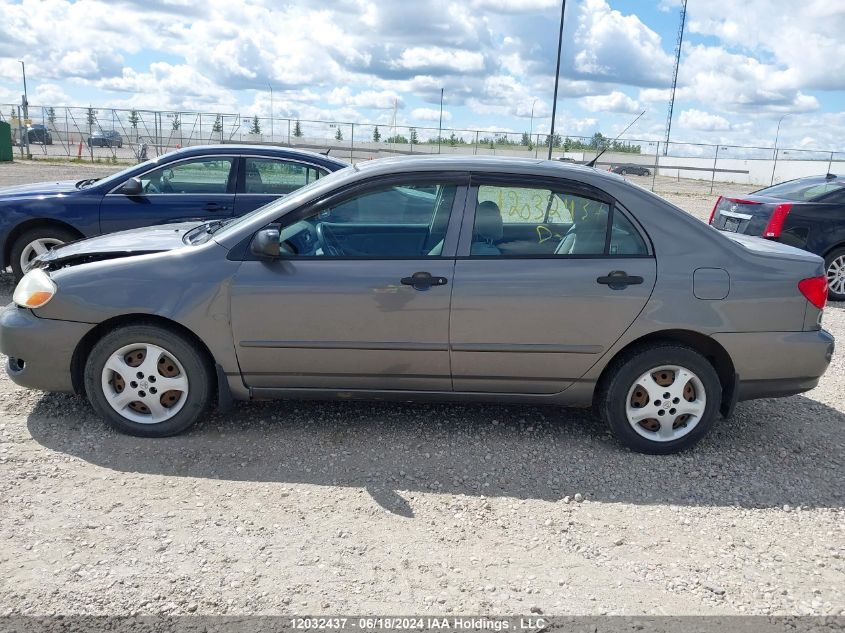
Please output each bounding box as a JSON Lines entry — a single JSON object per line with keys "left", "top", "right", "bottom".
{"left": 386, "top": 134, "right": 408, "bottom": 144}
{"left": 86, "top": 106, "right": 96, "bottom": 128}
{"left": 171, "top": 114, "right": 180, "bottom": 131}
{"left": 521, "top": 132, "right": 534, "bottom": 150}
{"left": 293, "top": 120, "right": 303, "bottom": 137}
{"left": 409, "top": 128, "right": 418, "bottom": 145}
{"left": 212, "top": 115, "right": 223, "bottom": 133}
{"left": 448, "top": 132, "right": 458, "bottom": 146}
{"left": 249, "top": 115, "right": 261, "bottom": 135}
{"left": 372, "top": 126, "right": 381, "bottom": 142}
{"left": 128, "top": 109, "right": 140, "bottom": 129}
{"left": 334, "top": 127, "right": 343, "bottom": 141}
{"left": 589, "top": 132, "right": 606, "bottom": 150}
{"left": 46, "top": 107, "right": 56, "bottom": 126}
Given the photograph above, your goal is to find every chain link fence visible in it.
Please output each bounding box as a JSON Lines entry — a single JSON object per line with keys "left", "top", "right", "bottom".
{"left": 2, "top": 103, "right": 843, "bottom": 198}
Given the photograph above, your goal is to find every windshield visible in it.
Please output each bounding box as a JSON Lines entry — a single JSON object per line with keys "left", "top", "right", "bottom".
{"left": 211, "top": 165, "right": 354, "bottom": 239}
{"left": 754, "top": 178, "right": 845, "bottom": 202}
{"left": 85, "top": 156, "right": 162, "bottom": 189}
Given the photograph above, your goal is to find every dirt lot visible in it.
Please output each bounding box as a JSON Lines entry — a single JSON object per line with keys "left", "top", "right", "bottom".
{"left": 0, "top": 161, "right": 842, "bottom": 617}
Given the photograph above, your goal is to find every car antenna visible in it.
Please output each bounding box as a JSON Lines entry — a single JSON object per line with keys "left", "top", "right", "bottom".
{"left": 825, "top": 172, "right": 836, "bottom": 180}
{"left": 321, "top": 148, "right": 332, "bottom": 156}
{"left": 586, "top": 110, "right": 646, "bottom": 168}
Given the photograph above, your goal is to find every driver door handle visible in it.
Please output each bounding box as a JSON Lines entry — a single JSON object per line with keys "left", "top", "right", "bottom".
{"left": 203, "top": 202, "right": 230, "bottom": 212}
{"left": 401, "top": 271, "right": 448, "bottom": 291}
{"left": 597, "top": 270, "right": 643, "bottom": 290}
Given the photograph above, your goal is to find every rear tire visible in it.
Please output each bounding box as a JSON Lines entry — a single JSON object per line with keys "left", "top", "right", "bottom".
{"left": 824, "top": 247, "right": 845, "bottom": 301}
{"left": 84, "top": 324, "right": 213, "bottom": 437}
{"left": 10, "top": 225, "right": 79, "bottom": 280}
{"left": 597, "top": 344, "right": 721, "bottom": 454}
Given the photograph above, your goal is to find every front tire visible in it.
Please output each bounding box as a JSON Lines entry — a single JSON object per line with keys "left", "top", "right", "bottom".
{"left": 10, "top": 226, "right": 79, "bottom": 280}
{"left": 598, "top": 344, "right": 721, "bottom": 454}
{"left": 84, "top": 324, "right": 213, "bottom": 437}
{"left": 824, "top": 248, "right": 845, "bottom": 301}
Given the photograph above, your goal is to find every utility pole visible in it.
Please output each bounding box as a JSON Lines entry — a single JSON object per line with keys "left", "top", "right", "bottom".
{"left": 663, "top": 0, "right": 687, "bottom": 155}
{"left": 267, "top": 83, "right": 274, "bottom": 141}
{"left": 19, "top": 60, "right": 30, "bottom": 159}
{"left": 438, "top": 88, "right": 444, "bottom": 155}
{"left": 548, "top": 0, "right": 566, "bottom": 160}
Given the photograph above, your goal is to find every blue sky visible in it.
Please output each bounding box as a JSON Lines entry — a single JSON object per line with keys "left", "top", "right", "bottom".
{"left": 0, "top": 0, "right": 843, "bottom": 150}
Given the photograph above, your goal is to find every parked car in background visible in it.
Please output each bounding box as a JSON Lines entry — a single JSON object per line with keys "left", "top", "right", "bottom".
{"left": 1, "top": 157, "right": 833, "bottom": 454}
{"left": 709, "top": 174, "right": 845, "bottom": 299}
{"left": 611, "top": 164, "right": 650, "bottom": 176}
{"left": 0, "top": 145, "right": 348, "bottom": 278}
{"left": 87, "top": 130, "right": 123, "bottom": 148}
{"left": 26, "top": 124, "right": 52, "bottom": 145}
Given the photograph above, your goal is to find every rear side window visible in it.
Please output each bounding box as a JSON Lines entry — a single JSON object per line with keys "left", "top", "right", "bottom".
{"left": 244, "top": 157, "right": 327, "bottom": 195}
{"left": 472, "top": 184, "right": 647, "bottom": 257}
{"left": 755, "top": 179, "right": 845, "bottom": 202}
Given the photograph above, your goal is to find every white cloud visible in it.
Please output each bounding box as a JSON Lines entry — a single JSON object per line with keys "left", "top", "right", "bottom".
{"left": 411, "top": 107, "right": 451, "bottom": 122}
{"left": 678, "top": 109, "right": 731, "bottom": 132}
{"left": 579, "top": 91, "right": 641, "bottom": 114}
{"left": 394, "top": 47, "right": 486, "bottom": 74}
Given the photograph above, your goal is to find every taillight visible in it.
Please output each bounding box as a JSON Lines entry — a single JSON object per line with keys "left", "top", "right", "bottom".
{"left": 798, "top": 276, "right": 828, "bottom": 310}
{"left": 763, "top": 203, "right": 792, "bottom": 238}
{"left": 708, "top": 196, "right": 722, "bottom": 225}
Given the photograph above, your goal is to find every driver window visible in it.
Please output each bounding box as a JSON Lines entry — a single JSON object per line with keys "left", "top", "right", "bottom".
{"left": 140, "top": 158, "right": 234, "bottom": 194}
{"left": 276, "top": 183, "right": 458, "bottom": 258}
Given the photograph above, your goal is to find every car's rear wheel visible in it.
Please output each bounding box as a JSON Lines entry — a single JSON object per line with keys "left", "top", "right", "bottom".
{"left": 620, "top": 169, "right": 628, "bottom": 175}
{"left": 824, "top": 248, "right": 845, "bottom": 301}
{"left": 10, "top": 226, "right": 79, "bottom": 280}
{"left": 84, "top": 324, "right": 213, "bottom": 437}
{"left": 598, "top": 344, "right": 721, "bottom": 454}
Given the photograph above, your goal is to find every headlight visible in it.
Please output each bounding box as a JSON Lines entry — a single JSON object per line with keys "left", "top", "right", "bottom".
{"left": 13, "top": 269, "right": 57, "bottom": 309}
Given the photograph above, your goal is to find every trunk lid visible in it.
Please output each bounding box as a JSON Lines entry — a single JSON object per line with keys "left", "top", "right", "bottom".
{"left": 709, "top": 195, "right": 798, "bottom": 236}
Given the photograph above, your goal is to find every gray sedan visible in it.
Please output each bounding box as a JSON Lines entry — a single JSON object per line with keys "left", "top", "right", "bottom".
{"left": 0, "top": 157, "right": 834, "bottom": 453}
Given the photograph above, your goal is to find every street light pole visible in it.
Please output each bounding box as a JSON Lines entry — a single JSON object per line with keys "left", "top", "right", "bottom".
{"left": 267, "top": 83, "right": 274, "bottom": 142}
{"left": 770, "top": 113, "right": 791, "bottom": 185}
{"left": 529, "top": 98, "right": 537, "bottom": 137}
{"left": 438, "top": 88, "right": 444, "bottom": 155}
{"left": 547, "top": 0, "right": 567, "bottom": 160}
{"left": 19, "top": 60, "right": 30, "bottom": 159}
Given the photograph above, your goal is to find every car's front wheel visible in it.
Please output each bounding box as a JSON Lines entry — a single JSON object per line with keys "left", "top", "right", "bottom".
{"left": 824, "top": 247, "right": 845, "bottom": 301}
{"left": 598, "top": 344, "right": 721, "bottom": 454}
{"left": 10, "top": 226, "right": 79, "bottom": 280}
{"left": 84, "top": 324, "right": 213, "bottom": 437}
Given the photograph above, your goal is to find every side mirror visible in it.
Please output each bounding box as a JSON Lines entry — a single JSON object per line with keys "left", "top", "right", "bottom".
{"left": 250, "top": 228, "right": 281, "bottom": 259}
{"left": 118, "top": 177, "right": 143, "bottom": 195}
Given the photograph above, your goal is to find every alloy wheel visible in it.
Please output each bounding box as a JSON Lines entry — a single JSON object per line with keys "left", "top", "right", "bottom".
{"left": 20, "top": 238, "right": 65, "bottom": 271}
{"left": 826, "top": 255, "right": 845, "bottom": 297}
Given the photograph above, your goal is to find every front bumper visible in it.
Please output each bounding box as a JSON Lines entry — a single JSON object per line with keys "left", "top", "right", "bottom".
{"left": 712, "top": 329, "right": 835, "bottom": 401}
{"left": 0, "top": 303, "right": 95, "bottom": 393}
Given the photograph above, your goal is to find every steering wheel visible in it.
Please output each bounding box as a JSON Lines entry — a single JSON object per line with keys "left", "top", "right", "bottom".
{"left": 143, "top": 181, "right": 160, "bottom": 194}
{"left": 316, "top": 222, "right": 344, "bottom": 256}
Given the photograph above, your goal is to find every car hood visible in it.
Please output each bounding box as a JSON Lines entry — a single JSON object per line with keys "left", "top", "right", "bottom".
{"left": 0, "top": 180, "right": 82, "bottom": 198}
{"left": 32, "top": 222, "right": 203, "bottom": 271}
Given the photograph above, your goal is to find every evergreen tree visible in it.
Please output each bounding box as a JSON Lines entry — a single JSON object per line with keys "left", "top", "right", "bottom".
{"left": 86, "top": 106, "right": 96, "bottom": 128}
{"left": 171, "top": 114, "right": 180, "bottom": 130}
{"left": 249, "top": 115, "right": 261, "bottom": 134}
{"left": 128, "top": 109, "right": 140, "bottom": 129}
{"left": 293, "top": 120, "right": 303, "bottom": 137}
{"left": 212, "top": 115, "right": 223, "bottom": 133}
{"left": 372, "top": 126, "right": 381, "bottom": 142}
{"left": 47, "top": 107, "right": 56, "bottom": 126}
{"left": 334, "top": 127, "right": 343, "bottom": 141}
{"left": 409, "top": 128, "right": 418, "bottom": 145}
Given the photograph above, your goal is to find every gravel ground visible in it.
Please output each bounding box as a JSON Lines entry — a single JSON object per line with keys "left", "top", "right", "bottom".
{"left": 0, "top": 162, "right": 842, "bottom": 617}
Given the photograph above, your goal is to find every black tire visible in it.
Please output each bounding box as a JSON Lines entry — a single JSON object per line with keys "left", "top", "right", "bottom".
{"left": 10, "top": 225, "right": 79, "bottom": 280}
{"left": 84, "top": 324, "right": 213, "bottom": 437}
{"left": 824, "top": 247, "right": 845, "bottom": 301}
{"left": 597, "top": 344, "right": 722, "bottom": 454}
{"left": 620, "top": 169, "right": 627, "bottom": 175}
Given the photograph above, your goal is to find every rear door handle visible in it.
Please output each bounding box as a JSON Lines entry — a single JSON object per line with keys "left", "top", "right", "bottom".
{"left": 203, "top": 202, "right": 230, "bottom": 212}
{"left": 401, "top": 271, "right": 448, "bottom": 291}
{"left": 597, "top": 270, "right": 643, "bottom": 290}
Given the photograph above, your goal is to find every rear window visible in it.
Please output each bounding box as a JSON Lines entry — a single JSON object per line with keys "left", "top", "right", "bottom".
{"left": 754, "top": 179, "right": 845, "bottom": 202}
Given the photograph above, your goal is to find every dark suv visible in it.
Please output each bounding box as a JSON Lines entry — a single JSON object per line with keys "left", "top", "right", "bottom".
{"left": 26, "top": 124, "right": 52, "bottom": 145}
{"left": 88, "top": 130, "right": 123, "bottom": 148}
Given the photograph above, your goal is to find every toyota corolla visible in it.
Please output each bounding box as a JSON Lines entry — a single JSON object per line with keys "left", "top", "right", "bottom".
{"left": 0, "top": 156, "right": 834, "bottom": 453}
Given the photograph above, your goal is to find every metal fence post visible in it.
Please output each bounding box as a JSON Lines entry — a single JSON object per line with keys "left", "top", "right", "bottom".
{"left": 350, "top": 123, "right": 355, "bottom": 163}
{"left": 709, "top": 144, "right": 720, "bottom": 194}
{"left": 651, "top": 142, "right": 660, "bottom": 192}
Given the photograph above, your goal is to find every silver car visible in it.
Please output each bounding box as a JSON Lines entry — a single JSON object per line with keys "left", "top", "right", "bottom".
{"left": 0, "top": 157, "right": 834, "bottom": 453}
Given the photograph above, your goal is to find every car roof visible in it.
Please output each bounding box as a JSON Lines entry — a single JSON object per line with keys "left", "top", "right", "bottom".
{"left": 169, "top": 144, "right": 348, "bottom": 166}
{"left": 349, "top": 154, "right": 623, "bottom": 183}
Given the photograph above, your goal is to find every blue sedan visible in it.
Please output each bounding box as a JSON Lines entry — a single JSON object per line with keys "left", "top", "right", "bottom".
{"left": 0, "top": 145, "right": 348, "bottom": 278}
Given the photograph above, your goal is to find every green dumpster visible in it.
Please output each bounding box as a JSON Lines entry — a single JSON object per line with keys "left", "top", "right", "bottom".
{"left": 0, "top": 121, "right": 12, "bottom": 162}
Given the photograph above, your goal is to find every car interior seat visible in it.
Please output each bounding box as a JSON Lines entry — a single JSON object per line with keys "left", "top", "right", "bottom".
{"left": 555, "top": 207, "right": 609, "bottom": 255}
